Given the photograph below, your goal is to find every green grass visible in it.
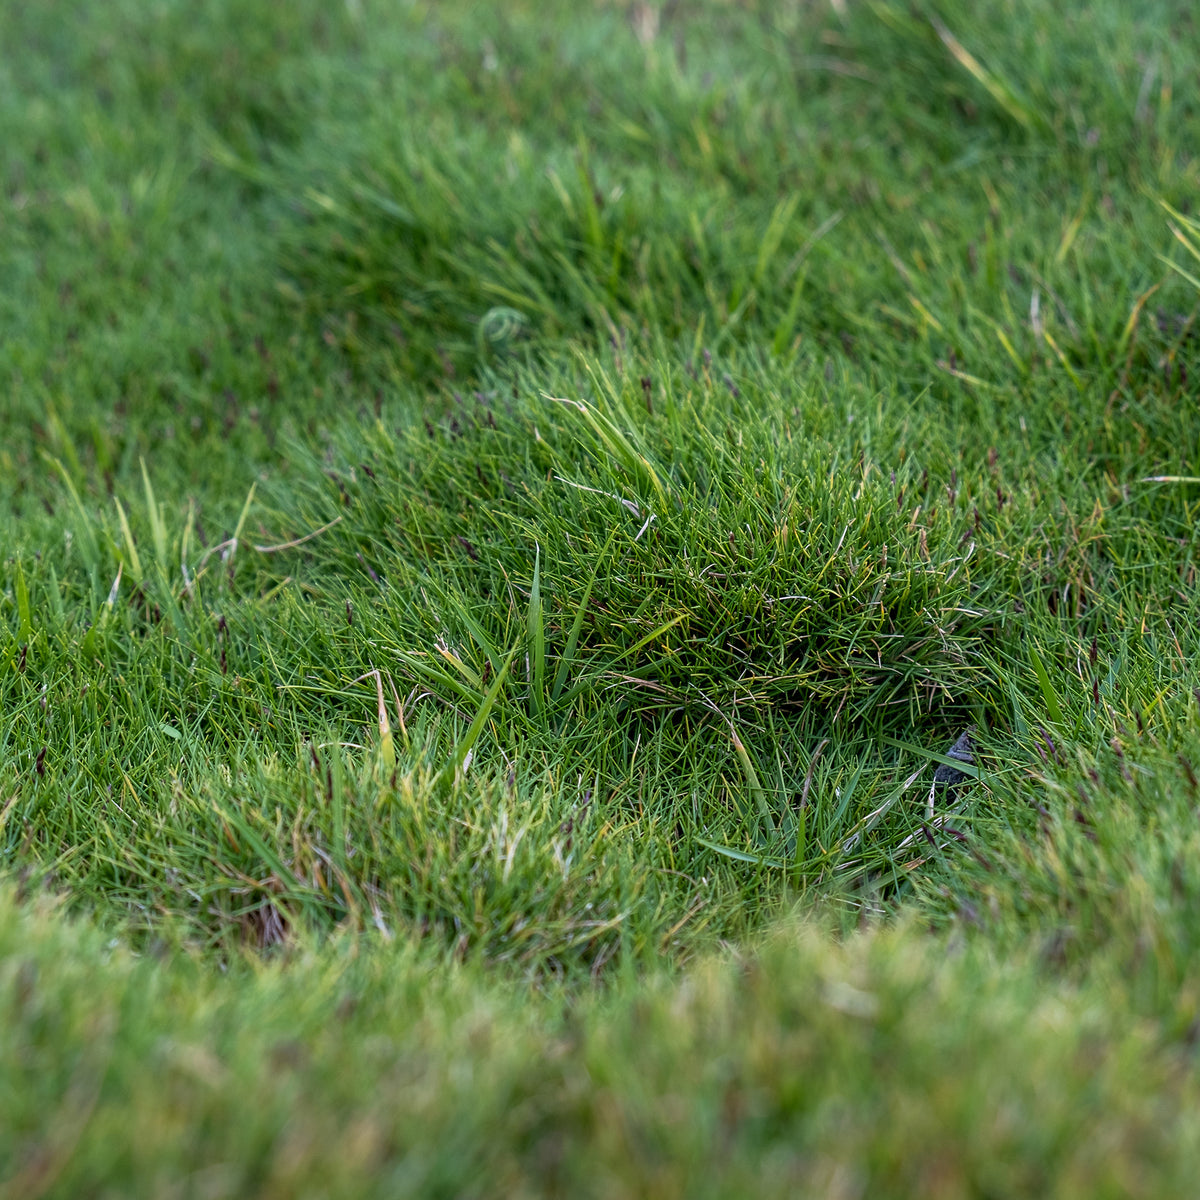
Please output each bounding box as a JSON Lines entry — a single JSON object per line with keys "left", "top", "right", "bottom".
{"left": 2, "top": 0, "right": 1200, "bottom": 1192}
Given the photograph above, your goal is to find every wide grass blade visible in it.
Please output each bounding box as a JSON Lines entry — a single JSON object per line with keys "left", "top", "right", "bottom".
{"left": 1029, "top": 645, "right": 1065, "bottom": 729}
{"left": 14, "top": 559, "right": 32, "bottom": 643}
{"left": 140, "top": 458, "right": 169, "bottom": 575}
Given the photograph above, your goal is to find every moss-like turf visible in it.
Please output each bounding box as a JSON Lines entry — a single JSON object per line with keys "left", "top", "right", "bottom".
{"left": 2, "top": 0, "right": 1200, "bottom": 1193}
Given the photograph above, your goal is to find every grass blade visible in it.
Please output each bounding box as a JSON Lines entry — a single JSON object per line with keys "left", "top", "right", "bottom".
{"left": 731, "top": 727, "right": 775, "bottom": 837}
{"left": 551, "top": 530, "right": 617, "bottom": 703}
{"left": 929, "top": 15, "right": 1038, "bottom": 132}
{"left": 356, "top": 670, "right": 396, "bottom": 775}
{"left": 433, "top": 646, "right": 518, "bottom": 791}
{"left": 528, "top": 546, "right": 545, "bottom": 720}
{"left": 140, "top": 458, "right": 169, "bottom": 575}
{"left": 879, "top": 736, "right": 983, "bottom": 781}
{"left": 113, "top": 497, "right": 143, "bottom": 584}
{"left": 610, "top": 612, "right": 687, "bottom": 666}
{"left": 1029, "top": 645, "right": 1065, "bottom": 728}
{"left": 228, "top": 482, "right": 258, "bottom": 571}
{"left": 14, "top": 559, "right": 32, "bottom": 642}
{"left": 695, "top": 837, "right": 785, "bottom": 869}
{"left": 44, "top": 454, "right": 99, "bottom": 571}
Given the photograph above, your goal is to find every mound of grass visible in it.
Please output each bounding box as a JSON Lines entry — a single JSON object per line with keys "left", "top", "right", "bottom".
{"left": 2, "top": 0, "right": 1200, "bottom": 1192}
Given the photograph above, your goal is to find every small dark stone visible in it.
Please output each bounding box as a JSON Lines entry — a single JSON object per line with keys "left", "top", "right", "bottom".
{"left": 933, "top": 728, "right": 975, "bottom": 789}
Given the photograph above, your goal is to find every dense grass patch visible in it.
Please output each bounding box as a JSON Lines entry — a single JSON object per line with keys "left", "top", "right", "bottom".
{"left": 2, "top": 0, "right": 1200, "bottom": 1191}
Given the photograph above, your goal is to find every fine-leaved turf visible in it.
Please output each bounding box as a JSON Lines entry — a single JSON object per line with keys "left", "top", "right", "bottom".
{"left": 2, "top": 0, "right": 1199, "bottom": 1193}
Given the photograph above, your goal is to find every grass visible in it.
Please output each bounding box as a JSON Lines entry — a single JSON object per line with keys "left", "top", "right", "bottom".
{"left": 2, "top": 0, "right": 1200, "bottom": 1192}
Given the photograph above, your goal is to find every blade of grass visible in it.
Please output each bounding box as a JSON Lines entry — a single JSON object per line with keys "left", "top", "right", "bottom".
{"left": 609, "top": 612, "right": 688, "bottom": 666}
{"left": 1029, "top": 645, "right": 1065, "bottom": 728}
{"left": 929, "top": 14, "right": 1039, "bottom": 133}
{"left": 528, "top": 546, "right": 545, "bottom": 720}
{"left": 731, "top": 727, "right": 776, "bottom": 837}
{"left": 695, "top": 837, "right": 786, "bottom": 869}
{"left": 140, "top": 458, "right": 169, "bottom": 574}
{"left": 551, "top": 530, "right": 618, "bottom": 703}
{"left": 879, "top": 736, "right": 983, "bottom": 781}
{"left": 44, "top": 455, "right": 99, "bottom": 571}
{"left": 226, "top": 481, "right": 258, "bottom": 576}
{"left": 355, "top": 670, "right": 396, "bottom": 775}
{"left": 433, "top": 645, "right": 518, "bottom": 791}
{"left": 14, "top": 559, "right": 32, "bottom": 643}
{"left": 112, "top": 497, "right": 143, "bottom": 584}
{"left": 838, "top": 768, "right": 924, "bottom": 856}
{"left": 549, "top": 386, "right": 667, "bottom": 510}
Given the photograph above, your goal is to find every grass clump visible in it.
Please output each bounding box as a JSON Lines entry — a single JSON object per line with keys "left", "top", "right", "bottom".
{"left": 2, "top": 0, "right": 1200, "bottom": 1192}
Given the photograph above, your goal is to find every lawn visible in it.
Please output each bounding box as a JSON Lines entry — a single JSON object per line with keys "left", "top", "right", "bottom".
{"left": 2, "top": 0, "right": 1200, "bottom": 1194}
